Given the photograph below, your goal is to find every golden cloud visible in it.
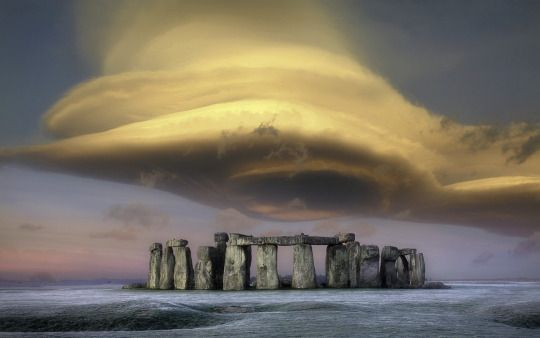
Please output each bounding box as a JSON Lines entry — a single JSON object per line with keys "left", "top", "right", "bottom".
{"left": 1, "top": 0, "right": 539, "bottom": 236}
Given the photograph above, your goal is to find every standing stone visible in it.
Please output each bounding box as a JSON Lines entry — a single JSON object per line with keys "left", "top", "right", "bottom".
{"left": 148, "top": 243, "right": 162, "bottom": 289}
{"left": 256, "top": 244, "right": 279, "bottom": 289}
{"left": 326, "top": 244, "right": 349, "bottom": 288}
{"left": 346, "top": 242, "right": 361, "bottom": 288}
{"left": 194, "top": 246, "right": 217, "bottom": 290}
{"left": 337, "top": 233, "right": 355, "bottom": 243}
{"left": 168, "top": 239, "right": 194, "bottom": 290}
{"left": 292, "top": 244, "right": 317, "bottom": 289}
{"left": 223, "top": 245, "right": 251, "bottom": 290}
{"left": 395, "top": 255, "right": 410, "bottom": 288}
{"left": 159, "top": 243, "right": 175, "bottom": 289}
{"left": 410, "top": 253, "right": 425, "bottom": 287}
{"left": 214, "top": 232, "right": 228, "bottom": 289}
{"left": 380, "top": 246, "right": 399, "bottom": 288}
{"left": 359, "top": 245, "right": 380, "bottom": 287}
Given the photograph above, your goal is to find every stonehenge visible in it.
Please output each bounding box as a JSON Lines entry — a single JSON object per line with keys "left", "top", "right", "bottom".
{"left": 147, "top": 232, "right": 427, "bottom": 291}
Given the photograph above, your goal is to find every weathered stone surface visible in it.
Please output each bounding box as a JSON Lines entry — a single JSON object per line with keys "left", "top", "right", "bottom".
{"left": 399, "top": 248, "right": 416, "bottom": 256}
{"left": 292, "top": 244, "right": 317, "bottom": 289}
{"left": 256, "top": 244, "right": 279, "bottom": 289}
{"left": 194, "top": 246, "right": 216, "bottom": 290}
{"left": 410, "top": 253, "right": 425, "bottom": 287}
{"left": 326, "top": 244, "right": 349, "bottom": 288}
{"left": 223, "top": 245, "right": 251, "bottom": 290}
{"left": 229, "top": 233, "right": 339, "bottom": 246}
{"left": 346, "top": 242, "right": 361, "bottom": 288}
{"left": 167, "top": 238, "right": 188, "bottom": 247}
{"left": 214, "top": 233, "right": 228, "bottom": 290}
{"left": 395, "top": 255, "right": 410, "bottom": 288}
{"left": 380, "top": 246, "right": 399, "bottom": 288}
{"left": 172, "top": 246, "right": 194, "bottom": 289}
{"left": 337, "top": 233, "right": 355, "bottom": 243}
{"left": 359, "top": 244, "right": 380, "bottom": 287}
{"left": 159, "top": 245, "right": 175, "bottom": 289}
{"left": 148, "top": 242, "right": 162, "bottom": 289}
{"left": 214, "top": 232, "right": 229, "bottom": 243}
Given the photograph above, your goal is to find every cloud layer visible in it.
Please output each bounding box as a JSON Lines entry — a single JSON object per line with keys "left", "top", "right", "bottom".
{"left": 1, "top": 0, "right": 539, "bottom": 236}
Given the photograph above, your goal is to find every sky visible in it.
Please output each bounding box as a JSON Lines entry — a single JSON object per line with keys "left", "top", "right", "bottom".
{"left": 1, "top": 0, "right": 540, "bottom": 282}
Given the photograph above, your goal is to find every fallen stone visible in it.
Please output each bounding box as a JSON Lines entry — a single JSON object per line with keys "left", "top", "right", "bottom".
{"left": 422, "top": 281, "right": 450, "bottom": 289}
{"left": 358, "top": 245, "right": 380, "bottom": 288}
{"left": 159, "top": 244, "right": 175, "bottom": 289}
{"left": 194, "top": 246, "right": 216, "bottom": 290}
{"left": 292, "top": 244, "right": 317, "bottom": 289}
{"left": 122, "top": 282, "right": 146, "bottom": 289}
{"left": 172, "top": 245, "right": 194, "bottom": 289}
{"left": 147, "top": 242, "right": 162, "bottom": 289}
{"left": 256, "top": 244, "right": 279, "bottom": 289}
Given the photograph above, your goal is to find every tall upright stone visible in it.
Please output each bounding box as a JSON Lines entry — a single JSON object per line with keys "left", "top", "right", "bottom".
{"left": 159, "top": 242, "right": 175, "bottom": 289}
{"left": 395, "top": 255, "right": 410, "bottom": 288}
{"left": 410, "top": 253, "right": 425, "bottom": 287}
{"left": 168, "top": 239, "right": 194, "bottom": 290}
{"left": 214, "top": 232, "right": 228, "bottom": 290}
{"left": 292, "top": 244, "right": 317, "bottom": 289}
{"left": 359, "top": 244, "right": 380, "bottom": 287}
{"left": 148, "top": 242, "right": 162, "bottom": 289}
{"left": 194, "top": 246, "right": 217, "bottom": 290}
{"left": 326, "top": 244, "right": 349, "bottom": 288}
{"left": 256, "top": 244, "right": 279, "bottom": 289}
{"left": 223, "top": 235, "right": 251, "bottom": 290}
{"left": 346, "top": 242, "right": 361, "bottom": 288}
{"left": 380, "top": 246, "right": 399, "bottom": 288}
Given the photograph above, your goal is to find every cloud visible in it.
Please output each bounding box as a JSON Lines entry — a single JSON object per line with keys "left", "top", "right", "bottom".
{"left": 512, "top": 232, "right": 540, "bottom": 257}
{"left": 212, "top": 208, "right": 260, "bottom": 233}
{"left": 18, "top": 223, "right": 44, "bottom": 232}
{"left": 104, "top": 203, "right": 169, "bottom": 228}
{"left": 89, "top": 229, "right": 137, "bottom": 241}
{"left": 472, "top": 251, "right": 494, "bottom": 265}
{"left": 87, "top": 202, "right": 170, "bottom": 241}
{"left": 1, "top": 0, "right": 539, "bottom": 237}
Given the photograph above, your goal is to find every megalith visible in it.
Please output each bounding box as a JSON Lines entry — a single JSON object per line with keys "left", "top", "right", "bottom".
{"left": 359, "top": 244, "right": 380, "bottom": 287}
{"left": 292, "top": 244, "right": 317, "bottom": 289}
{"left": 214, "top": 232, "right": 228, "bottom": 290}
{"left": 194, "top": 246, "right": 217, "bottom": 290}
{"left": 223, "top": 235, "right": 251, "bottom": 290}
{"left": 380, "top": 246, "right": 399, "bottom": 288}
{"left": 256, "top": 244, "right": 279, "bottom": 289}
{"left": 159, "top": 242, "right": 175, "bottom": 289}
{"left": 346, "top": 241, "right": 361, "bottom": 288}
{"left": 168, "top": 239, "right": 194, "bottom": 290}
{"left": 326, "top": 244, "right": 349, "bottom": 288}
{"left": 148, "top": 242, "right": 162, "bottom": 289}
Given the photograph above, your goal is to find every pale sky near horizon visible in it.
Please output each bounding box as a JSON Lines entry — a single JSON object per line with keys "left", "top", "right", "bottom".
{"left": 1, "top": 0, "right": 540, "bottom": 281}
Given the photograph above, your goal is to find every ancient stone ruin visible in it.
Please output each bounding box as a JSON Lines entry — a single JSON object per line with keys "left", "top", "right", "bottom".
{"left": 147, "top": 232, "right": 426, "bottom": 290}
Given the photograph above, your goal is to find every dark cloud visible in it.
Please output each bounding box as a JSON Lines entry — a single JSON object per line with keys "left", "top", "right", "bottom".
{"left": 472, "top": 251, "right": 494, "bottom": 265}
{"left": 506, "top": 132, "right": 540, "bottom": 164}
{"left": 18, "top": 223, "right": 44, "bottom": 231}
